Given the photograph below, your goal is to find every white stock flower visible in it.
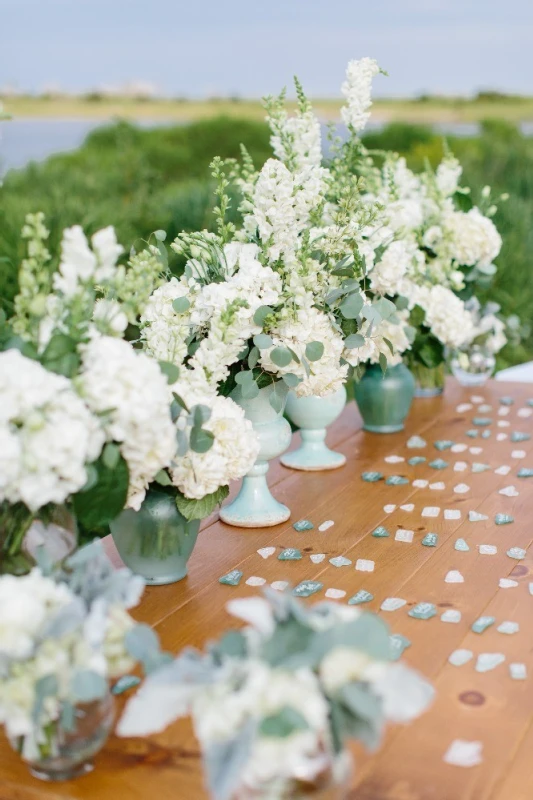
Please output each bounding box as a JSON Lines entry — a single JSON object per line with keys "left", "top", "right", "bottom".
{"left": 53, "top": 225, "right": 122, "bottom": 297}
{"left": 92, "top": 298, "right": 128, "bottom": 336}
{"left": 435, "top": 156, "right": 462, "bottom": 197}
{"left": 340, "top": 57, "right": 381, "bottom": 132}
{"left": 271, "top": 110, "right": 323, "bottom": 172}
{"left": 251, "top": 159, "right": 300, "bottom": 261}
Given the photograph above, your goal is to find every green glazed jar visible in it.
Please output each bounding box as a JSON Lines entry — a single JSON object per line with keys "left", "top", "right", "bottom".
{"left": 353, "top": 363, "right": 415, "bottom": 434}
{"left": 110, "top": 488, "right": 200, "bottom": 585}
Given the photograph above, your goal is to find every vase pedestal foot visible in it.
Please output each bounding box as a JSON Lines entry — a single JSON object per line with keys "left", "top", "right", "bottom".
{"left": 219, "top": 463, "right": 290, "bottom": 528}
{"left": 280, "top": 429, "right": 346, "bottom": 471}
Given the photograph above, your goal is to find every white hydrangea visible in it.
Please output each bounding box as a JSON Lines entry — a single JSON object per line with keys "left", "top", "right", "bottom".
{"left": 340, "top": 57, "right": 381, "bottom": 132}
{"left": 53, "top": 225, "right": 123, "bottom": 298}
{"left": 443, "top": 207, "right": 502, "bottom": 267}
{"left": 141, "top": 277, "right": 195, "bottom": 366}
{"left": 170, "top": 394, "right": 259, "bottom": 500}
{"left": 0, "top": 350, "right": 105, "bottom": 511}
{"left": 370, "top": 239, "right": 424, "bottom": 296}
{"left": 259, "top": 307, "right": 348, "bottom": 397}
{"left": 406, "top": 282, "right": 475, "bottom": 349}
{"left": 79, "top": 336, "right": 176, "bottom": 510}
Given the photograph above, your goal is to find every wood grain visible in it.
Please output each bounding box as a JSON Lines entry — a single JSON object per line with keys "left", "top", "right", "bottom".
{"left": 1, "top": 380, "right": 532, "bottom": 800}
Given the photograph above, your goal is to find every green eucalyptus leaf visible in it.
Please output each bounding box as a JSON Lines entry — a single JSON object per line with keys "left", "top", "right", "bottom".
{"left": 102, "top": 442, "right": 120, "bottom": 470}
{"left": 282, "top": 373, "right": 302, "bottom": 388}
{"left": 395, "top": 295, "right": 409, "bottom": 311}
{"left": 240, "top": 379, "right": 260, "bottom": 400}
{"left": 383, "top": 337, "right": 395, "bottom": 356}
{"left": 248, "top": 346, "right": 260, "bottom": 369}
{"left": 173, "top": 392, "right": 190, "bottom": 413}
{"left": 344, "top": 333, "right": 365, "bottom": 349}
{"left": 253, "top": 333, "right": 274, "bottom": 350}
{"left": 154, "top": 469, "right": 171, "bottom": 487}
{"left": 235, "top": 370, "right": 255, "bottom": 385}
{"left": 259, "top": 707, "right": 309, "bottom": 738}
{"left": 190, "top": 426, "right": 215, "bottom": 453}
{"left": 361, "top": 305, "right": 382, "bottom": 325}
{"left": 379, "top": 352, "right": 388, "bottom": 374}
{"left": 154, "top": 229, "right": 167, "bottom": 242}
{"left": 286, "top": 347, "right": 300, "bottom": 364}
{"left": 73, "top": 452, "right": 129, "bottom": 529}
{"left": 159, "top": 360, "right": 180, "bottom": 384}
{"left": 270, "top": 347, "right": 292, "bottom": 368}
{"left": 176, "top": 485, "right": 229, "bottom": 521}
{"left": 305, "top": 341, "right": 324, "bottom": 362}
{"left": 340, "top": 293, "right": 364, "bottom": 320}
{"left": 193, "top": 404, "right": 212, "bottom": 426}
{"left": 71, "top": 670, "right": 108, "bottom": 703}
{"left": 172, "top": 296, "right": 190, "bottom": 314}
{"left": 269, "top": 390, "right": 284, "bottom": 413}
{"left": 125, "top": 624, "right": 161, "bottom": 662}
{"left": 253, "top": 305, "right": 273, "bottom": 326}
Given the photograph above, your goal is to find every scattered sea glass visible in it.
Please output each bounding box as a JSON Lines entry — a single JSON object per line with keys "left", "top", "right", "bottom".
{"left": 407, "top": 435, "right": 426, "bottom": 448}
{"left": 389, "top": 633, "right": 411, "bottom": 660}
{"left": 219, "top": 569, "right": 243, "bottom": 586}
{"left": 473, "top": 417, "right": 492, "bottom": 426}
{"left": 456, "top": 403, "right": 473, "bottom": 413}
{"left": 271, "top": 580, "right": 290, "bottom": 592}
{"left": 476, "top": 653, "right": 505, "bottom": 673}
{"left": 499, "top": 485, "right": 519, "bottom": 497}
{"left": 429, "top": 482, "right": 445, "bottom": 490}
{"left": 422, "top": 533, "right": 438, "bottom": 547}
{"left": 356, "top": 559, "right": 375, "bottom": 572}
{"left": 481, "top": 430, "right": 491, "bottom": 439}
{"left": 362, "top": 471, "right": 384, "bottom": 482}
{"left": 455, "top": 539, "right": 469, "bottom": 551}
{"left": 497, "top": 621, "right": 519, "bottom": 634}
{"left": 510, "top": 663, "right": 527, "bottom": 680}
{"left": 499, "top": 578, "right": 518, "bottom": 588}
{"left": 325, "top": 588, "right": 346, "bottom": 600}
{"left": 469, "top": 446, "right": 483, "bottom": 455}
{"left": 497, "top": 433, "right": 508, "bottom": 441}
{"left": 409, "top": 602, "right": 437, "bottom": 620}
{"left": 469, "top": 511, "right": 488, "bottom": 522}
{"left": 434, "top": 440, "right": 454, "bottom": 451}
{"left": 329, "top": 555, "right": 351, "bottom": 567}
{"left": 454, "top": 483, "right": 470, "bottom": 494}
{"left": 386, "top": 475, "right": 409, "bottom": 485}
{"left": 507, "top": 547, "right": 526, "bottom": 560}
{"left": 246, "top": 576, "right": 266, "bottom": 586}
{"left": 293, "top": 580, "right": 323, "bottom": 597}
{"left": 518, "top": 407, "right": 533, "bottom": 418}
{"left": 348, "top": 589, "right": 373, "bottom": 605}
{"left": 408, "top": 456, "right": 426, "bottom": 466}
{"left": 472, "top": 462, "right": 490, "bottom": 473}
{"left": 500, "top": 396, "right": 514, "bottom": 406}
{"left": 257, "top": 547, "right": 276, "bottom": 559}
{"left": 445, "top": 570, "right": 464, "bottom": 584}
{"left": 495, "top": 465, "right": 511, "bottom": 475}
{"left": 278, "top": 548, "right": 302, "bottom": 561}
{"left": 511, "top": 450, "right": 526, "bottom": 459}
{"left": 429, "top": 458, "right": 448, "bottom": 469}
{"left": 511, "top": 431, "right": 531, "bottom": 442}
{"left": 400, "top": 503, "right": 414, "bottom": 512}
{"left": 412, "top": 479, "right": 429, "bottom": 488}
{"left": 527, "top": 399, "right": 533, "bottom": 407}
{"left": 449, "top": 649, "right": 473, "bottom": 666}
{"left": 498, "top": 406, "right": 510, "bottom": 417}
{"left": 517, "top": 467, "right": 533, "bottom": 478}
{"left": 495, "top": 514, "right": 514, "bottom": 525}
{"left": 443, "top": 740, "right": 483, "bottom": 768}
{"left": 310, "top": 553, "right": 326, "bottom": 564}
{"left": 383, "top": 504, "right": 396, "bottom": 513}
{"left": 471, "top": 616, "right": 495, "bottom": 633}
{"left": 441, "top": 609, "right": 461, "bottom": 623}
{"left": 395, "top": 529, "right": 414, "bottom": 543}
{"left": 318, "top": 520, "right": 334, "bottom": 532}
{"left": 112, "top": 675, "right": 141, "bottom": 695}
{"left": 372, "top": 526, "right": 390, "bottom": 538}
{"left": 479, "top": 545, "right": 497, "bottom": 555}
{"left": 478, "top": 404, "right": 492, "bottom": 413}
{"left": 451, "top": 443, "right": 468, "bottom": 453}
{"left": 293, "top": 519, "right": 314, "bottom": 532}
{"left": 381, "top": 597, "right": 407, "bottom": 612}
{"left": 384, "top": 455, "right": 404, "bottom": 463}
{"left": 445, "top": 509, "right": 461, "bottom": 520}
{"left": 454, "top": 461, "right": 468, "bottom": 472}
{"left": 497, "top": 420, "right": 510, "bottom": 428}
{"left": 422, "top": 507, "right": 440, "bottom": 518}
{"left": 466, "top": 429, "right": 479, "bottom": 438}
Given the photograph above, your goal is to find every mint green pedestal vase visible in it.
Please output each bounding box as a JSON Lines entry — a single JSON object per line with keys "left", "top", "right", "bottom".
{"left": 220, "top": 383, "right": 292, "bottom": 528}
{"left": 281, "top": 386, "right": 347, "bottom": 471}
{"left": 110, "top": 489, "right": 200, "bottom": 585}
{"left": 354, "top": 364, "right": 415, "bottom": 433}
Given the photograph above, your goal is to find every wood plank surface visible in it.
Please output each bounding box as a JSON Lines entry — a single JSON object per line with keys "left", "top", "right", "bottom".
{"left": 1, "top": 379, "right": 532, "bottom": 800}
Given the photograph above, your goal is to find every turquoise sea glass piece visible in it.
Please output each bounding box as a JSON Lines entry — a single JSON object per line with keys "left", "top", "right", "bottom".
{"left": 518, "top": 468, "right": 533, "bottom": 478}
{"left": 422, "top": 533, "right": 438, "bottom": 547}
{"left": 455, "top": 538, "right": 470, "bottom": 551}
{"left": 429, "top": 458, "right": 448, "bottom": 469}
{"left": 466, "top": 429, "right": 479, "bottom": 438}
{"left": 500, "top": 397, "right": 514, "bottom": 405}
{"left": 481, "top": 430, "right": 491, "bottom": 439}
{"left": 495, "top": 514, "right": 514, "bottom": 525}
{"left": 329, "top": 555, "right": 352, "bottom": 567}
{"left": 372, "top": 526, "right": 390, "bottom": 538}
{"left": 434, "top": 440, "right": 454, "bottom": 451}
{"left": 527, "top": 399, "right": 533, "bottom": 407}
{"left": 362, "top": 471, "right": 384, "bottom": 482}
{"left": 278, "top": 548, "right": 302, "bottom": 561}
{"left": 473, "top": 417, "right": 492, "bottom": 426}
{"left": 472, "top": 615, "right": 495, "bottom": 633}
{"left": 386, "top": 475, "right": 409, "bottom": 485}
{"left": 219, "top": 569, "right": 243, "bottom": 586}
{"left": 293, "top": 580, "right": 323, "bottom": 597}
{"left": 408, "top": 456, "right": 426, "bottom": 465}
{"left": 389, "top": 633, "right": 411, "bottom": 661}
{"left": 472, "top": 463, "right": 490, "bottom": 473}
{"left": 409, "top": 602, "right": 437, "bottom": 620}
{"left": 293, "top": 519, "right": 314, "bottom": 532}
{"left": 348, "top": 589, "right": 373, "bottom": 605}
{"left": 112, "top": 675, "right": 141, "bottom": 695}
{"left": 511, "top": 432, "right": 531, "bottom": 442}
{"left": 507, "top": 547, "right": 526, "bottom": 560}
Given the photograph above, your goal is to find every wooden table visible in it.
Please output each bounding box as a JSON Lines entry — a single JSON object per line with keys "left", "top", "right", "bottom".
{"left": 2, "top": 379, "right": 533, "bottom": 800}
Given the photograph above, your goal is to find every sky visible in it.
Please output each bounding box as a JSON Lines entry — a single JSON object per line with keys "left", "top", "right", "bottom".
{"left": 1, "top": 0, "right": 533, "bottom": 98}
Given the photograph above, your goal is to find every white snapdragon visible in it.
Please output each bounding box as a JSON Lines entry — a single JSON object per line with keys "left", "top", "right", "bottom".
{"left": 271, "top": 110, "right": 323, "bottom": 172}
{"left": 340, "top": 57, "right": 381, "bottom": 132}
{"left": 92, "top": 298, "right": 129, "bottom": 336}
{"left": 170, "top": 394, "right": 259, "bottom": 500}
{"left": 79, "top": 336, "right": 176, "bottom": 510}
{"left": 251, "top": 159, "right": 300, "bottom": 262}
{"left": 435, "top": 155, "right": 462, "bottom": 197}
{"left": 442, "top": 207, "right": 502, "bottom": 267}
{"left": 0, "top": 350, "right": 105, "bottom": 511}
{"left": 53, "top": 225, "right": 123, "bottom": 298}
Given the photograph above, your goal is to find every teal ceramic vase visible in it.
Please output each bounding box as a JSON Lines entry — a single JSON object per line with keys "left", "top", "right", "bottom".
{"left": 110, "top": 488, "right": 200, "bottom": 585}
{"left": 220, "top": 383, "right": 292, "bottom": 528}
{"left": 354, "top": 363, "right": 415, "bottom": 433}
{"left": 281, "top": 385, "right": 347, "bottom": 471}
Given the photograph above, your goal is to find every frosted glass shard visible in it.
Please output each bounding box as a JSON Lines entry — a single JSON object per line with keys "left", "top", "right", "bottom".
{"left": 356, "top": 559, "right": 375, "bottom": 572}
{"left": 441, "top": 609, "right": 461, "bottom": 623}
{"left": 455, "top": 539, "right": 469, "bottom": 551}
{"left": 476, "top": 653, "right": 505, "bottom": 672}
{"left": 325, "top": 588, "right": 346, "bottom": 600}
{"left": 445, "top": 570, "right": 464, "bottom": 583}
{"left": 422, "top": 507, "right": 440, "bottom": 518}
{"left": 499, "top": 578, "right": 518, "bottom": 588}
{"left": 380, "top": 597, "right": 407, "bottom": 612}
{"left": 395, "top": 529, "right": 414, "bottom": 543}
{"left": 449, "top": 649, "right": 473, "bottom": 666}
{"left": 443, "top": 740, "right": 483, "bottom": 767}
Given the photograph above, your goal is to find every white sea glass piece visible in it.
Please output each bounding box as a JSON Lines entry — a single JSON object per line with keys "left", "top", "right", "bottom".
{"left": 422, "top": 507, "right": 440, "bottom": 517}
{"left": 454, "top": 483, "right": 470, "bottom": 494}
{"left": 310, "top": 553, "right": 326, "bottom": 564}
{"left": 380, "top": 597, "right": 407, "bottom": 611}
{"left": 319, "top": 520, "right": 334, "bottom": 531}
{"left": 476, "top": 653, "right": 505, "bottom": 673}
{"left": 271, "top": 580, "right": 289, "bottom": 592}
{"left": 518, "top": 407, "right": 533, "bottom": 418}
{"left": 499, "top": 578, "right": 518, "bottom": 588}
{"left": 495, "top": 465, "right": 511, "bottom": 475}
{"left": 445, "top": 570, "right": 464, "bottom": 583}
{"left": 385, "top": 455, "right": 404, "bottom": 463}
{"left": 499, "top": 485, "right": 519, "bottom": 497}
{"left": 469, "top": 447, "right": 483, "bottom": 455}
{"left": 511, "top": 450, "right": 526, "bottom": 459}
{"left": 469, "top": 511, "right": 488, "bottom": 522}
{"left": 443, "top": 740, "right": 483, "bottom": 768}
{"left": 496, "top": 433, "right": 508, "bottom": 441}
{"left": 325, "top": 588, "right": 346, "bottom": 600}
{"left": 497, "top": 420, "right": 510, "bottom": 428}
{"left": 456, "top": 403, "right": 473, "bottom": 413}
{"left": 445, "top": 509, "right": 461, "bottom": 520}
{"left": 246, "top": 576, "right": 266, "bottom": 586}
{"left": 356, "top": 559, "right": 375, "bottom": 572}
{"left": 257, "top": 547, "right": 276, "bottom": 559}
{"left": 497, "top": 621, "right": 519, "bottom": 634}
{"left": 441, "top": 609, "right": 461, "bottom": 623}
{"left": 479, "top": 545, "right": 497, "bottom": 555}
{"left": 395, "top": 529, "right": 414, "bottom": 543}
{"left": 451, "top": 443, "right": 468, "bottom": 453}
{"left": 400, "top": 503, "right": 415, "bottom": 512}
{"left": 471, "top": 395, "right": 485, "bottom": 403}
{"left": 498, "top": 407, "right": 510, "bottom": 416}
{"left": 449, "top": 649, "right": 473, "bottom": 666}
{"left": 412, "top": 479, "right": 429, "bottom": 488}
{"left": 429, "top": 482, "right": 445, "bottom": 490}
{"left": 383, "top": 504, "right": 396, "bottom": 513}
{"left": 510, "top": 663, "right": 527, "bottom": 679}
{"left": 454, "top": 461, "right": 468, "bottom": 472}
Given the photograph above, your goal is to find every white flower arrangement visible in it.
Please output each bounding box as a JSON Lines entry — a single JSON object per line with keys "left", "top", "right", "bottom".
{"left": 118, "top": 590, "right": 434, "bottom": 800}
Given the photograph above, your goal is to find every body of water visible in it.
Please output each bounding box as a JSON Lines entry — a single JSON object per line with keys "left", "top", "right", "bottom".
{"left": 1, "top": 118, "right": 533, "bottom": 176}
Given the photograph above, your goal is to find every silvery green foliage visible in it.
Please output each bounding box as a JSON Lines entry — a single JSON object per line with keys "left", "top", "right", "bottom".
{"left": 119, "top": 589, "right": 434, "bottom": 800}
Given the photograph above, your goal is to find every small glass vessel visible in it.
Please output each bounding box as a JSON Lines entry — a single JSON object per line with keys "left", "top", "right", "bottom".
{"left": 0, "top": 503, "right": 77, "bottom": 576}
{"left": 10, "top": 693, "right": 115, "bottom": 782}
{"left": 449, "top": 344, "right": 496, "bottom": 387}
{"left": 411, "top": 362, "right": 445, "bottom": 398}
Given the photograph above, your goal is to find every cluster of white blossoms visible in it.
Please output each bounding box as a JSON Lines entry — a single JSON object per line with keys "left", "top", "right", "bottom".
{"left": 250, "top": 159, "right": 304, "bottom": 262}
{"left": 407, "top": 283, "right": 475, "bottom": 349}
{"left": 0, "top": 350, "right": 104, "bottom": 511}
{"left": 340, "top": 57, "right": 382, "bottom": 132}
{"left": 260, "top": 306, "right": 349, "bottom": 397}
{"left": 170, "top": 394, "right": 259, "bottom": 500}
{"left": 78, "top": 336, "right": 176, "bottom": 510}
{"left": 442, "top": 206, "right": 502, "bottom": 267}
{"left": 369, "top": 239, "right": 424, "bottom": 297}
{"left": 271, "top": 108, "right": 323, "bottom": 173}
{"left": 53, "top": 225, "right": 123, "bottom": 298}
{"left": 141, "top": 276, "right": 195, "bottom": 365}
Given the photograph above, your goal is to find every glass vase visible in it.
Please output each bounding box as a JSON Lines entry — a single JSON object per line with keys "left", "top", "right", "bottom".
{"left": 10, "top": 693, "right": 115, "bottom": 782}
{"left": 0, "top": 503, "right": 77, "bottom": 576}
{"left": 449, "top": 344, "right": 496, "bottom": 387}
{"left": 411, "top": 362, "right": 446, "bottom": 398}
{"left": 220, "top": 383, "right": 292, "bottom": 528}
{"left": 353, "top": 364, "right": 415, "bottom": 433}
{"left": 281, "top": 386, "right": 347, "bottom": 471}
{"left": 110, "top": 488, "right": 200, "bottom": 585}
{"left": 231, "top": 751, "right": 352, "bottom": 799}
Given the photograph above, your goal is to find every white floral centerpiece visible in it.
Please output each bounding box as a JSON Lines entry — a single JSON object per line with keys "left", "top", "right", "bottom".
{"left": 118, "top": 590, "right": 434, "bottom": 800}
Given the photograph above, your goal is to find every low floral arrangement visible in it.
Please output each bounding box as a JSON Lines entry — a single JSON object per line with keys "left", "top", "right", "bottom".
{"left": 118, "top": 590, "right": 434, "bottom": 800}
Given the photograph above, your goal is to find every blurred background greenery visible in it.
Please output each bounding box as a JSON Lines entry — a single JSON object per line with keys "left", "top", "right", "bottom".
{"left": 0, "top": 115, "right": 531, "bottom": 368}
